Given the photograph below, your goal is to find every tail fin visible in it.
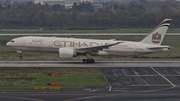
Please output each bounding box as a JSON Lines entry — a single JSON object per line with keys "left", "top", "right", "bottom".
{"left": 140, "top": 19, "right": 172, "bottom": 45}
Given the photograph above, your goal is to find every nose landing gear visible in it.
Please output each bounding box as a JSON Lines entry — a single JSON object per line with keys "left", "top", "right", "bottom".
{"left": 19, "top": 55, "right": 23, "bottom": 59}
{"left": 17, "top": 50, "right": 23, "bottom": 59}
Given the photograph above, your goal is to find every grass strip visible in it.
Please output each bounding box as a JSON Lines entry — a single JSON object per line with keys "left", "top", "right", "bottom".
{"left": 0, "top": 67, "right": 109, "bottom": 92}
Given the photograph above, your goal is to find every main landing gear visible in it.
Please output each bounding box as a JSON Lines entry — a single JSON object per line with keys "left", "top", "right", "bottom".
{"left": 17, "top": 50, "right": 23, "bottom": 59}
{"left": 82, "top": 53, "right": 95, "bottom": 63}
{"left": 82, "top": 59, "right": 95, "bottom": 63}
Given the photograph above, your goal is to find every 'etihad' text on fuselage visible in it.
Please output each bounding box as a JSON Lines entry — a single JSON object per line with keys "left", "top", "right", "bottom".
{"left": 54, "top": 40, "right": 99, "bottom": 47}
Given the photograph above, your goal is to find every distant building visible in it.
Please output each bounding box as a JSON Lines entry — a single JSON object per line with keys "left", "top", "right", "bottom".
{"left": 34, "top": 0, "right": 64, "bottom": 5}
{"left": 34, "top": 0, "right": 93, "bottom": 5}
{"left": 34, "top": 0, "right": 94, "bottom": 9}
{"left": 93, "top": 3, "right": 103, "bottom": 9}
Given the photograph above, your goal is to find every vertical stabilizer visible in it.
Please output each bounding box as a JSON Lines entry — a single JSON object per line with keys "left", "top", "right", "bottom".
{"left": 140, "top": 19, "right": 172, "bottom": 45}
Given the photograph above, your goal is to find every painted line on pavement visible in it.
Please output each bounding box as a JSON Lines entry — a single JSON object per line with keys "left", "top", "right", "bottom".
{"left": 150, "top": 66, "right": 176, "bottom": 87}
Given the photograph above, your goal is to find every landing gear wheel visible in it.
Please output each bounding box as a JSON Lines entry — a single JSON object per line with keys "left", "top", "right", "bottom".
{"left": 19, "top": 56, "right": 23, "bottom": 59}
{"left": 83, "top": 59, "right": 87, "bottom": 63}
{"left": 82, "top": 59, "right": 95, "bottom": 64}
{"left": 17, "top": 50, "right": 23, "bottom": 59}
{"left": 87, "top": 59, "right": 90, "bottom": 63}
{"left": 91, "top": 59, "right": 95, "bottom": 63}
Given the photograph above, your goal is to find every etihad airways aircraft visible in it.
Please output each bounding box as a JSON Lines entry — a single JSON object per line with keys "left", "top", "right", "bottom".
{"left": 6, "top": 19, "right": 172, "bottom": 63}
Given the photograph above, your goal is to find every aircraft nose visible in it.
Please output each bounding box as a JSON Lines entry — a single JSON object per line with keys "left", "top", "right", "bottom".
{"left": 6, "top": 42, "right": 10, "bottom": 46}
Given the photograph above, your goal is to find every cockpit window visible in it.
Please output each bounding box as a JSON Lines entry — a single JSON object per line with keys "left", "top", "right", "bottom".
{"left": 10, "top": 40, "right": 14, "bottom": 43}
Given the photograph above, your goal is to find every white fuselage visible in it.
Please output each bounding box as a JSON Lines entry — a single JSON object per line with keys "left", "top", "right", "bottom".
{"left": 6, "top": 36, "right": 167, "bottom": 57}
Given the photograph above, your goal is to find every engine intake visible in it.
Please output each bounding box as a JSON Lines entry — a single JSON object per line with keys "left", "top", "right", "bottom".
{"left": 58, "top": 48, "right": 76, "bottom": 58}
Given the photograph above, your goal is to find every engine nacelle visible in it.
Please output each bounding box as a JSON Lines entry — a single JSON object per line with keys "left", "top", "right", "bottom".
{"left": 58, "top": 48, "right": 76, "bottom": 58}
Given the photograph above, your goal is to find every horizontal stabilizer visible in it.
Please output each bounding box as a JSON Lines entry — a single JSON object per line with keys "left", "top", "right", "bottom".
{"left": 147, "top": 46, "right": 171, "bottom": 49}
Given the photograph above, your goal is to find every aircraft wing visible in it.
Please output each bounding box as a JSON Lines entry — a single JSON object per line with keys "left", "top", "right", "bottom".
{"left": 76, "top": 42, "right": 122, "bottom": 52}
{"left": 147, "top": 46, "right": 171, "bottom": 49}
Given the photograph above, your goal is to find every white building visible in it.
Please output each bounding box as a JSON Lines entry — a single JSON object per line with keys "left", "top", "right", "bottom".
{"left": 34, "top": 0, "right": 93, "bottom": 5}
{"left": 34, "top": 0, "right": 63, "bottom": 5}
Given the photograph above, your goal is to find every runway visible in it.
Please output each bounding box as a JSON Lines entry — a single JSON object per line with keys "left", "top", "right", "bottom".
{"left": 0, "top": 61, "right": 180, "bottom": 67}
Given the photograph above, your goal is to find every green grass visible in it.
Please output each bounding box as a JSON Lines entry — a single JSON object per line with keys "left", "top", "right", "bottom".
{"left": 0, "top": 67, "right": 108, "bottom": 91}
{"left": 36, "top": 74, "right": 106, "bottom": 87}
{"left": 0, "top": 35, "right": 180, "bottom": 61}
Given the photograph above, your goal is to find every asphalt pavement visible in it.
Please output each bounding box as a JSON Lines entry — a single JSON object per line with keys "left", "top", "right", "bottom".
{"left": 0, "top": 65, "right": 180, "bottom": 101}
{"left": 0, "top": 61, "right": 180, "bottom": 67}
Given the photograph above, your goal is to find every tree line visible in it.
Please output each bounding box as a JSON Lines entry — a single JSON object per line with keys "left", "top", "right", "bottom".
{"left": 0, "top": 0, "right": 180, "bottom": 29}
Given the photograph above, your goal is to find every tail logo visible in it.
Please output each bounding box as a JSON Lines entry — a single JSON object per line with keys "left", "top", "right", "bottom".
{"left": 152, "top": 32, "right": 161, "bottom": 44}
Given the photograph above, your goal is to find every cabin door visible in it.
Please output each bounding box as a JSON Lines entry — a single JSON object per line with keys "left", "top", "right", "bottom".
{"left": 49, "top": 41, "right": 53, "bottom": 47}
{"left": 22, "top": 40, "right": 26, "bottom": 46}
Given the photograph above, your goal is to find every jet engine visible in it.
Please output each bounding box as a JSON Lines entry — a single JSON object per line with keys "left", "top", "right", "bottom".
{"left": 58, "top": 48, "right": 77, "bottom": 58}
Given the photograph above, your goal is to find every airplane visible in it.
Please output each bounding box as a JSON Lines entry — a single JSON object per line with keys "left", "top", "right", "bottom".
{"left": 6, "top": 19, "right": 172, "bottom": 63}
